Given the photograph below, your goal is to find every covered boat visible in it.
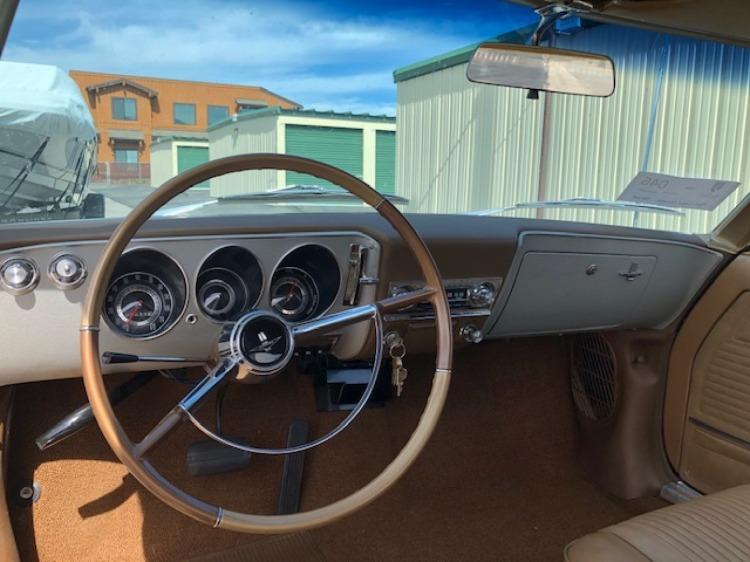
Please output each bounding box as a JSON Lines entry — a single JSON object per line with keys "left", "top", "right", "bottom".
{"left": 0, "top": 61, "right": 97, "bottom": 220}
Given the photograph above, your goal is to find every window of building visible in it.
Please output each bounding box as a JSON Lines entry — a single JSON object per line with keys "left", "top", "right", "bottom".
{"left": 207, "top": 105, "right": 229, "bottom": 126}
{"left": 173, "top": 103, "right": 196, "bottom": 125}
{"left": 111, "top": 97, "right": 137, "bottom": 121}
{"left": 114, "top": 148, "right": 139, "bottom": 164}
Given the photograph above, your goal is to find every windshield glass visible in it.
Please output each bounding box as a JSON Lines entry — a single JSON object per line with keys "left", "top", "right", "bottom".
{"left": 3, "top": 1, "right": 750, "bottom": 234}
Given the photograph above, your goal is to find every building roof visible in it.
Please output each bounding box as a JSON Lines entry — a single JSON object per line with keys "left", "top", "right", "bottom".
{"left": 392, "top": 24, "right": 536, "bottom": 83}
{"left": 69, "top": 69, "right": 301, "bottom": 109}
{"left": 207, "top": 106, "right": 396, "bottom": 132}
{"left": 86, "top": 77, "right": 159, "bottom": 98}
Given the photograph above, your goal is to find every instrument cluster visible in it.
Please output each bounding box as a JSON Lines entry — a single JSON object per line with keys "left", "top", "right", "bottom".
{"left": 102, "top": 243, "right": 342, "bottom": 339}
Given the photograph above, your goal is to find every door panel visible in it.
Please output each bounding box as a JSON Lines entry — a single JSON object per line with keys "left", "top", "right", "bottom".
{"left": 665, "top": 253, "right": 750, "bottom": 492}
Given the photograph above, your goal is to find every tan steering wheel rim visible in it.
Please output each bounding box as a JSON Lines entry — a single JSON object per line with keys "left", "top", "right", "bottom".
{"left": 80, "top": 153, "right": 453, "bottom": 533}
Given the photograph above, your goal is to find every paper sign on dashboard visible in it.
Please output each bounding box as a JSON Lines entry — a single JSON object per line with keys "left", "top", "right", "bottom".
{"left": 617, "top": 171, "right": 740, "bottom": 210}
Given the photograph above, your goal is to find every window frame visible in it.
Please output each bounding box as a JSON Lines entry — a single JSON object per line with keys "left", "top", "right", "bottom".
{"left": 111, "top": 97, "right": 137, "bottom": 121}
{"left": 113, "top": 147, "right": 139, "bottom": 164}
{"left": 207, "top": 104, "right": 230, "bottom": 126}
{"left": 173, "top": 102, "right": 197, "bottom": 126}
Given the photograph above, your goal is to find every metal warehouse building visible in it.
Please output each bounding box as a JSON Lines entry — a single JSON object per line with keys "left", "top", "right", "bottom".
{"left": 207, "top": 107, "right": 396, "bottom": 196}
{"left": 395, "top": 23, "right": 750, "bottom": 234}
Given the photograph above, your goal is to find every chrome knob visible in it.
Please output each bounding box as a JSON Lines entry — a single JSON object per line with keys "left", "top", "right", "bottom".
{"left": 460, "top": 324, "right": 483, "bottom": 344}
{"left": 0, "top": 257, "right": 39, "bottom": 295}
{"left": 49, "top": 254, "right": 86, "bottom": 289}
{"left": 468, "top": 282, "right": 495, "bottom": 308}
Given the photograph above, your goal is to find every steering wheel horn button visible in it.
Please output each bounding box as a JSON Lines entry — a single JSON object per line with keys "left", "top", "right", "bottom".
{"left": 219, "top": 311, "right": 294, "bottom": 379}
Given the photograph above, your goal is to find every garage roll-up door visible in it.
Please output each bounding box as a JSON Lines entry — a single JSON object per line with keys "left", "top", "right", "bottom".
{"left": 375, "top": 130, "right": 396, "bottom": 195}
{"left": 177, "top": 145, "right": 209, "bottom": 188}
{"left": 285, "top": 125, "right": 363, "bottom": 189}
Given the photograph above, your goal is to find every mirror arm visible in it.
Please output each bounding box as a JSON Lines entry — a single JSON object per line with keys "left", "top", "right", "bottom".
{"left": 526, "top": 5, "right": 571, "bottom": 100}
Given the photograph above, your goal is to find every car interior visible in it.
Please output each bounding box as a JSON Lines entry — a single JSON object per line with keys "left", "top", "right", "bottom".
{"left": 3, "top": 0, "right": 750, "bottom": 561}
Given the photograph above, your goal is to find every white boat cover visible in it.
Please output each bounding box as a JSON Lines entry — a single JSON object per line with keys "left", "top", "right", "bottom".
{"left": 0, "top": 61, "right": 95, "bottom": 141}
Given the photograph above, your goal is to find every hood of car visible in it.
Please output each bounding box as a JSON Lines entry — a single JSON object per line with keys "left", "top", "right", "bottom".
{"left": 508, "top": 0, "right": 750, "bottom": 48}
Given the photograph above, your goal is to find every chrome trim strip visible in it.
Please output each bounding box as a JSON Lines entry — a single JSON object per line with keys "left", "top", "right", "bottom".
{"left": 79, "top": 325, "right": 100, "bottom": 332}
{"left": 213, "top": 507, "right": 224, "bottom": 528}
{"left": 384, "top": 308, "right": 491, "bottom": 322}
{"left": 0, "top": 231, "right": 379, "bottom": 255}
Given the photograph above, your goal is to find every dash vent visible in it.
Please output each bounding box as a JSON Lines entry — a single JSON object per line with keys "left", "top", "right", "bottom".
{"left": 571, "top": 333, "right": 617, "bottom": 420}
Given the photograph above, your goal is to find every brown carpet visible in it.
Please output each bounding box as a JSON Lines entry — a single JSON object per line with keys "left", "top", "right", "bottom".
{"left": 7, "top": 337, "right": 665, "bottom": 561}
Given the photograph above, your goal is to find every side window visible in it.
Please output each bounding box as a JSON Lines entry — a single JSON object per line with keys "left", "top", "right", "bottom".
{"left": 207, "top": 105, "right": 229, "bottom": 126}
{"left": 111, "top": 97, "right": 137, "bottom": 121}
{"left": 173, "top": 103, "right": 196, "bottom": 125}
{"left": 114, "top": 148, "right": 138, "bottom": 163}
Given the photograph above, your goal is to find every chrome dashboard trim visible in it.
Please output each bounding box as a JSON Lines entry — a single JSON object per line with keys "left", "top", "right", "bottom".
{"left": 193, "top": 244, "right": 265, "bottom": 323}
{"left": 106, "top": 246, "right": 190, "bottom": 341}
{"left": 269, "top": 241, "right": 344, "bottom": 324}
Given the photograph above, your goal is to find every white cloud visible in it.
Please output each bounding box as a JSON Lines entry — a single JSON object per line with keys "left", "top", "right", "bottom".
{"left": 5, "top": 0, "right": 497, "bottom": 113}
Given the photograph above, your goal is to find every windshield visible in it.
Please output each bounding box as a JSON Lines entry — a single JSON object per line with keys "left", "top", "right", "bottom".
{"left": 3, "top": 1, "right": 750, "bottom": 234}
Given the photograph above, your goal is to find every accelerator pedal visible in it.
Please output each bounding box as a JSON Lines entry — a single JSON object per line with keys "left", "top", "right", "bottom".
{"left": 277, "top": 419, "right": 309, "bottom": 514}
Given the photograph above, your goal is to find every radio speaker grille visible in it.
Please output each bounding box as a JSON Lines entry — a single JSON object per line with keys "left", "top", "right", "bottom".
{"left": 571, "top": 333, "right": 617, "bottom": 420}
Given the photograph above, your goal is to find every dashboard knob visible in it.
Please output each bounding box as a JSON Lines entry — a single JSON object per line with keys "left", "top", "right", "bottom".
{"left": 49, "top": 254, "right": 87, "bottom": 289}
{"left": 0, "top": 257, "right": 39, "bottom": 295}
{"left": 468, "top": 282, "right": 496, "bottom": 308}
{"left": 460, "top": 324, "right": 484, "bottom": 344}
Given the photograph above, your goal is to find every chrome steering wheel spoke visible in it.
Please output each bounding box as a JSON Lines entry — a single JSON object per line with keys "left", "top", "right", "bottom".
{"left": 132, "top": 358, "right": 237, "bottom": 459}
{"left": 293, "top": 286, "right": 435, "bottom": 341}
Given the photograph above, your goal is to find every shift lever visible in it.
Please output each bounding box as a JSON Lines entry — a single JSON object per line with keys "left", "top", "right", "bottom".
{"left": 35, "top": 372, "right": 157, "bottom": 450}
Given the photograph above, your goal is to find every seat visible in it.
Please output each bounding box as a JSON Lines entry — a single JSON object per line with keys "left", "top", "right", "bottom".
{"left": 565, "top": 485, "right": 750, "bottom": 561}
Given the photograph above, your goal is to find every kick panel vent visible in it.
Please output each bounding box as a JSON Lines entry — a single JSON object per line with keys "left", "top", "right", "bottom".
{"left": 571, "top": 333, "right": 617, "bottom": 420}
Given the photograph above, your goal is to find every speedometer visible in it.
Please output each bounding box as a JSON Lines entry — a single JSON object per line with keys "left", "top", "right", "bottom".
{"left": 104, "top": 272, "right": 175, "bottom": 338}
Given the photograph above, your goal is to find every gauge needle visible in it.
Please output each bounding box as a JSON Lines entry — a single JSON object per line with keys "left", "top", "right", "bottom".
{"left": 122, "top": 300, "right": 143, "bottom": 321}
{"left": 204, "top": 292, "right": 221, "bottom": 309}
{"left": 272, "top": 288, "right": 296, "bottom": 307}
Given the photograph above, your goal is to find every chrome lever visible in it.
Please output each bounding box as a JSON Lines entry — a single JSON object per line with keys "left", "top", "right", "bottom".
{"left": 102, "top": 352, "right": 206, "bottom": 365}
{"left": 619, "top": 263, "right": 644, "bottom": 282}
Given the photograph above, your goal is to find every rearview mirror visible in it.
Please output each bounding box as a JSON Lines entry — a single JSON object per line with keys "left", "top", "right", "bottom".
{"left": 467, "top": 43, "right": 615, "bottom": 98}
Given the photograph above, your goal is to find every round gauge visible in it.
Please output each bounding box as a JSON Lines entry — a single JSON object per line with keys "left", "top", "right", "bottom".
{"left": 270, "top": 267, "right": 319, "bottom": 322}
{"left": 104, "top": 272, "right": 175, "bottom": 338}
{"left": 197, "top": 267, "right": 248, "bottom": 322}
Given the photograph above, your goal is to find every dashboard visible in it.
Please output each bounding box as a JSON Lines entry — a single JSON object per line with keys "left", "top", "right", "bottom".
{"left": 0, "top": 213, "right": 728, "bottom": 386}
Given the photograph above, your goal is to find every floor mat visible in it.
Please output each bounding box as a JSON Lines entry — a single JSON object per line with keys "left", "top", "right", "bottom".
{"left": 186, "top": 533, "right": 325, "bottom": 562}
{"left": 7, "top": 337, "right": 666, "bottom": 561}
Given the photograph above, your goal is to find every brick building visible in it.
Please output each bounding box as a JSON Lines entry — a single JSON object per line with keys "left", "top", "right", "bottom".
{"left": 68, "top": 70, "right": 299, "bottom": 182}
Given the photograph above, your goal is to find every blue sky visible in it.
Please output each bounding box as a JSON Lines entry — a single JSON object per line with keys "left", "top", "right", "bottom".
{"left": 5, "top": 0, "right": 536, "bottom": 115}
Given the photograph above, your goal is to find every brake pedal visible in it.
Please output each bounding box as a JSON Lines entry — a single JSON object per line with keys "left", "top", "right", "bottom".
{"left": 186, "top": 439, "right": 251, "bottom": 476}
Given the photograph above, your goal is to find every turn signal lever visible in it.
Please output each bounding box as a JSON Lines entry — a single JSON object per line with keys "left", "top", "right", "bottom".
{"left": 102, "top": 352, "right": 205, "bottom": 365}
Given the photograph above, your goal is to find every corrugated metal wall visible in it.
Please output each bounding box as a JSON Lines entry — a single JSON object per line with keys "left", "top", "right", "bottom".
{"left": 208, "top": 114, "right": 278, "bottom": 196}
{"left": 397, "top": 25, "right": 750, "bottom": 233}
{"left": 397, "top": 63, "right": 543, "bottom": 219}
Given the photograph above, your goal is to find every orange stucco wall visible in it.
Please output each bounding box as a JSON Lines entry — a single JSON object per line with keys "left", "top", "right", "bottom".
{"left": 69, "top": 70, "right": 299, "bottom": 165}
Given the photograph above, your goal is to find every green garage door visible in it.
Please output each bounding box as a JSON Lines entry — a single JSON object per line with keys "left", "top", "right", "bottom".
{"left": 285, "top": 125, "right": 363, "bottom": 189}
{"left": 375, "top": 130, "right": 396, "bottom": 195}
{"left": 177, "top": 145, "right": 209, "bottom": 188}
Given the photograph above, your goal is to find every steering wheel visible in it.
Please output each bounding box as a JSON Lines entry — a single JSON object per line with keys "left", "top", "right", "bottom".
{"left": 80, "top": 154, "right": 453, "bottom": 533}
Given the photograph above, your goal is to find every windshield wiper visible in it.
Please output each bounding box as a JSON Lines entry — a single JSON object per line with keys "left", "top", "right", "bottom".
{"left": 469, "top": 197, "right": 684, "bottom": 227}
{"left": 219, "top": 184, "right": 409, "bottom": 204}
